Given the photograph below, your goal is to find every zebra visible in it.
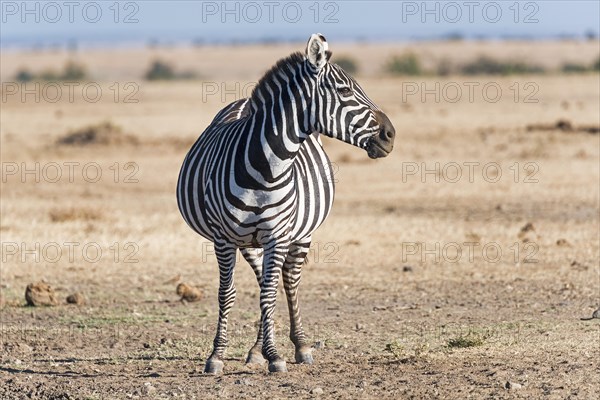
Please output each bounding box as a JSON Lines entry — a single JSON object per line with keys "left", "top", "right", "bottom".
{"left": 177, "top": 33, "right": 395, "bottom": 374}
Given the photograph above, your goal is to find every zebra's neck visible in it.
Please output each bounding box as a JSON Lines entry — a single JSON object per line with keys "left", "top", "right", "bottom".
{"left": 244, "top": 53, "right": 315, "bottom": 182}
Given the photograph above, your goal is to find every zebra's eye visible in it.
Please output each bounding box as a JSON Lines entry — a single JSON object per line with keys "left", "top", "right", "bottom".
{"left": 338, "top": 87, "right": 352, "bottom": 96}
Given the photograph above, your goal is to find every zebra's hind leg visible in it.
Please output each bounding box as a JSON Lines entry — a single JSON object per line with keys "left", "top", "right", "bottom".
{"left": 239, "top": 248, "right": 266, "bottom": 365}
{"left": 204, "top": 240, "right": 237, "bottom": 374}
{"left": 260, "top": 241, "right": 289, "bottom": 373}
{"left": 283, "top": 237, "right": 313, "bottom": 365}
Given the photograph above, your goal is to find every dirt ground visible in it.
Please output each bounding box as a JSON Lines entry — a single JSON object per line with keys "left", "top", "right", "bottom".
{"left": 1, "top": 41, "right": 599, "bottom": 399}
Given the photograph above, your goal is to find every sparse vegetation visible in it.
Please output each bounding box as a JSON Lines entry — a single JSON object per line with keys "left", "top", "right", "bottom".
{"left": 385, "top": 53, "right": 422, "bottom": 76}
{"left": 561, "top": 63, "right": 589, "bottom": 73}
{"left": 145, "top": 60, "right": 176, "bottom": 80}
{"left": 447, "top": 333, "right": 486, "bottom": 348}
{"left": 15, "top": 69, "right": 34, "bottom": 82}
{"left": 56, "top": 121, "right": 139, "bottom": 147}
{"left": 14, "top": 61, "right": 88, "bottom": 82}
{"left": 459, "top": 56, "right": 545, "bottom": 75}
{"left": 334, "top": 56, "right": 359, "bottom": 74}
{"left": 144, "top": 59, "right": 198, "bottom": 81}
{"left": 436, "top": 58, "right": 453, "bottom": 76}
{"left": 593, "top": 56, "right": 600, "bottom": 71}
{"left": 49, "top": 207, "right": 102, "bottom": 223}
{"left": 385, "top": 339, "right": 405, "bottom": 359}
{"left": 61, "top": 61, "right": 87, "bottom": 80}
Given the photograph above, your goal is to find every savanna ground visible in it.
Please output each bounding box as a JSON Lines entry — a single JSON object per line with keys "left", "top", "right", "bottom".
{"left": 1, "top": 41, "right": 599, "bottom": 399}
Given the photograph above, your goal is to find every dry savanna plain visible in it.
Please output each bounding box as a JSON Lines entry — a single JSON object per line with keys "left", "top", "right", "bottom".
{"left": 1, "top": 41, "right": 599, "bottom": 399}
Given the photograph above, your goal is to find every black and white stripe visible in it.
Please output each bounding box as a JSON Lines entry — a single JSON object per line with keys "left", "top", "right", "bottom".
{"left": 177, "top": 33, "right": 395, "bottom": 373}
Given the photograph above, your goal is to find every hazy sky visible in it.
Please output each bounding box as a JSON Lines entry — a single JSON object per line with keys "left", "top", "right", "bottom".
{"left": 1, "top": 1, "right": 599, "bottom": 47}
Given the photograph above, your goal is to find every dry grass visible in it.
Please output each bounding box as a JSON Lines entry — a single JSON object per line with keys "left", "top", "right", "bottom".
{"left": 48, "top": 207, "right": 103, "bottom": 223}
{"left": 0, "top": 41, "right": 598, "bottom": 399}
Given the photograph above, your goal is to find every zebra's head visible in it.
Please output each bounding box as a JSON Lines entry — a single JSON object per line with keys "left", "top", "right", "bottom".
{"left": 305, "top": 34, "right": 395, "bottom": 159}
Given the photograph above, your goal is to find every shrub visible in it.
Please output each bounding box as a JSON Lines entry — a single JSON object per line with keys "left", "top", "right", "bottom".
{"left": 436, "top": 58, "right": 453, "bottom": 76}
{"left": 561, "top": 63, "right": 589, "bottom": 74}
{"left": 460, "top": 56, "right": 545, "bottom": 75}
{"left": 145, "top": 60, "right": 176, "bottom": 81}
{"left": 13, "top": 61, "right": 88, "bottom": 82}
{"left": 15, "top": 69, "right": 34, "bottom": 82}
{"left": 61, "top": 61, "right": 87, "bottom": 80}
{"left": 385, "top": 53, "right": 422, "bottom": 76}
{"left": 144, "top": 60, "right": 198, "bottom": 80}
{"left": 334, "top": 56, "right": 358, "bottom": 75}
{"left": 593, "top": 56, "right": 600, "bottom": 71}
{"left": 447, "top": 334, "right": 485, "bottom": 348}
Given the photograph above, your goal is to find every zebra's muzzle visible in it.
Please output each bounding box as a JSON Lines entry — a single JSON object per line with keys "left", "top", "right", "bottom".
{"left": 366, "top": 140, "right": 391, "bottom": 159}
{"left": 366, "top": 111, "right": 395, "bottom": 159}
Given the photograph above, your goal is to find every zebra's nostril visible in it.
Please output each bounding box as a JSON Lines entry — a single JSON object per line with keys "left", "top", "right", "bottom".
{"left": 380, "top": 129, "right": 393, "bottom": 141}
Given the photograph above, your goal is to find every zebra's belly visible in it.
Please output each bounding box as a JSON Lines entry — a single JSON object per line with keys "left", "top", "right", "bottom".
{"left": 178, "top": 134, "right": 334, "bottom": 246}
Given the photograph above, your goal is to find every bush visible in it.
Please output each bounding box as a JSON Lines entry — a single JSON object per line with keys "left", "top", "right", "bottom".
{"left": 334, "top": 56, "right": 358, "bottom": 75}
{"left": 15, "top": 69, "right": 34, "bottom": 82}
{"left": 561, "top": 63, "right": 589, "bottom": 74}
{"left": 145, "top": 60, "right": 176, "bottom": 81}
{"left": 436, "top": 58, "right": 453, "bottom": 76}
{"left": 62, "top": 61, "right": 87, "bottom": 80}
{"left": 460, "top": 56, "right": 545, "bottom": 75}
{"left": 593, "top": 56, "right": 600, "bottom": 71}
{"left": 385, "top": 53, "right": 422, "bottom": 76}
{"left": 13, "top": 61, "right": 88, "bottom": 82}
{"left": 144, "top": 60, "right": 198, "bottom": 81}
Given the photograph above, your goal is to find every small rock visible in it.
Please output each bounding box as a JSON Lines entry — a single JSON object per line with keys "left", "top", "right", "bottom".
{"left": 555, "top": 119, "right": 573, "bottom": 131}
{"left": 517, "top": 222, "right": 536, "bottom": 241}
{"left": 66, "top": 292, "right": 85, "bottom": 305}
{"left": 313, "top": 341, "right": 325, "bottom": 349}
{"left": 25, "top": 282, "right": 58, "bottom": 307}
{"left": 310, "top": 387, "right": 324, "bottom": 395}
{"left": 570, "top": 260, "right": 588, "bottom": 271}
{"left": 520, "top": 222, "right": 535, "bottom": 233}
{"left": 556, "top": 238, "right": 569, "bottom": 246}
{"left": 505, "top": 381, "right": 522, "bottom": 390}
{"left": 402, "top": 265, "right": 413, "bottom": 272}
{"left": 142, "top": 382, "right": 156, "bottom": 395}
{"left": 176, "top": 283, "right": 203, "bottom": 302}
{"left": 355, "top": 323, "right": 365, "bottom": 331}
{"left": 582, "top": 307, "right": 600, "bottom": 321}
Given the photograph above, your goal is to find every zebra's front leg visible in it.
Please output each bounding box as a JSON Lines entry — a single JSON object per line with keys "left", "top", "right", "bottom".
{"left": 260, "top": 242, "right": 289, "bottom": 373}
{"left": 239, "top": 248, "right": 266, "bottom": 365}
{"left": 204, "top": 241, "right": 237, "bottom": 374}
{"left": 283, "top": 237, "right": 313, "bottom": 364}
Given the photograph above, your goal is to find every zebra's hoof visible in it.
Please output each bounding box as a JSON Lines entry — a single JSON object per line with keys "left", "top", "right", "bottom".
{"left": 295, "top": 349, "right": 314, "bottom": 364}
{"left": 268, "top": 359, "right": 287, "bottom": 373}
{"left": 204, "top": 358, "right": 224, "bottom": 374}
{"left": 245, "top": 351, "right": 266, "bottom": 365}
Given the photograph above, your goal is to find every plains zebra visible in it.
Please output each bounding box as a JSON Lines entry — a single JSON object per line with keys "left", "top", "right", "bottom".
{"left": 177, "top": 33, "right": 395, "bottom": 373}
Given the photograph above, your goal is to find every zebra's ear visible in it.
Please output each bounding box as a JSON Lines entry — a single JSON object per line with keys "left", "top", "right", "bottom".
{"left": 306, "top": 33, "right": 329, "bottom": 70}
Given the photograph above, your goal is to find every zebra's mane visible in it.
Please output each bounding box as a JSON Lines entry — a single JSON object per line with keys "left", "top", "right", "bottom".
{"left": 250, "top": 52, "right": 306, "bottom": 107}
